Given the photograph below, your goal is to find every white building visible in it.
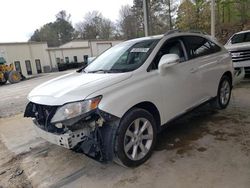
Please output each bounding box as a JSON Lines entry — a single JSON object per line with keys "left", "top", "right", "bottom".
{"left": 0, "top": 42, "right": 50, "bottom": 76}
{"left": 0, "top": 40, "right": 122, "bottom": 77}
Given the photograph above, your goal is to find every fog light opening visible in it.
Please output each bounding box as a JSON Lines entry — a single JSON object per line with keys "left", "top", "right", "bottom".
{"left": 55, "top": 123, "right": 63, "bottom": 129}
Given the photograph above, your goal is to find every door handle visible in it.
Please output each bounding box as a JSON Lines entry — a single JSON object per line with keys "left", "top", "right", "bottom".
{"left": 190, "top": 68, "right": 198, "bottom": 73}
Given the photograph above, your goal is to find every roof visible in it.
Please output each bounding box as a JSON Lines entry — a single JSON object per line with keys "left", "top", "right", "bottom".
{"left": 124, "top": 30, "right": 214, "bottom": 44}
{"left": 125, "top": 35, "right": 163, "bottom": 43}
{"left": 235, "top": 30, "right": 250, "bottom": 35}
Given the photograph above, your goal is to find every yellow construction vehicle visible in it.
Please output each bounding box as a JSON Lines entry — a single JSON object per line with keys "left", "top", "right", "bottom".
{"left": 0, "top": 57, "right": 22, "bottom": 85}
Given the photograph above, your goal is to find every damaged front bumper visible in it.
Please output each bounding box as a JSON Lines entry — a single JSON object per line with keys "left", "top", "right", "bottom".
{"left": 24, "top": 102, "right": 120, "bottom": 162}
{"left": 33, "top": 118, "right": 88, "bottom": 149}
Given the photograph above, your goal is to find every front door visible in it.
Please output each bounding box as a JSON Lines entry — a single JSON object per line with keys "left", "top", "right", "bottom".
{"left": 152, "top": 37, "right": 202, "bottom": 122}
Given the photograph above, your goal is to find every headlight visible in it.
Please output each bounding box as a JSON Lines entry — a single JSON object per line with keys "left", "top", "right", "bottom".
{"left": 51, "top": 96, "right": 102, "bottom": 123}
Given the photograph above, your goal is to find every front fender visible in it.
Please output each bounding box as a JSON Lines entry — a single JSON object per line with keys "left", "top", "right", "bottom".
{"left": 86, "top": 72, "right": 165, "bottom": 125}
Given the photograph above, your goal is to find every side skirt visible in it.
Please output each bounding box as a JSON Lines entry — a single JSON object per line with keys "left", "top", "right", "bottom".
{"left": 159, "top": 97, "right": 215, "bottom": 132}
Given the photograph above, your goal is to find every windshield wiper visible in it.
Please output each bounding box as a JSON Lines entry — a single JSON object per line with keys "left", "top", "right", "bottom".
{"left": 76, "top": 65, "right": 88, "bottom": 73}
{"left": 87, "top": 69, "right": 131, "bottom": 73}
{"left": 87, "top": 69, "right": 110, "bottom": 73}
{"left": 108, "top": 69, "right": 132, "bottom": 73}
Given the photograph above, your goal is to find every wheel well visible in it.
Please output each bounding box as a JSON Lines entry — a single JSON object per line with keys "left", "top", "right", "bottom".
{"left": 133, "top": 102, "right": 161, "bottom": 132}
{"left": 223, "top": 71, "right": 233, "bottom": 86}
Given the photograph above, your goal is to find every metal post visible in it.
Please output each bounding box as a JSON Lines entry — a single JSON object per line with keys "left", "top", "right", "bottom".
{"left": 211, "top": 0, "right": 215, "bottom": 37}
{"left": 168, "top": 0, "right": 172, "bottom": 30}
{"left": 143, "top": 0, "right": 149, "bottom": 36}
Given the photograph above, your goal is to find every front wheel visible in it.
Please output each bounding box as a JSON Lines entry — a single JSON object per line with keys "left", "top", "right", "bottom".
{"left": 114, "top": 108, "right": 157, "bottom": 167}
{"left": 0, "top": 80, "right": 7, "bottom": 85}
{"left": 211, "top": 75, "right": 232, "bottom": 109}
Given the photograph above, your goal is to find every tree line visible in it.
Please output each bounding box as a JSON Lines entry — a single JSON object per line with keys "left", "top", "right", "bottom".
{"left": 30, "top": 0, "right": 250, "bottom": 47}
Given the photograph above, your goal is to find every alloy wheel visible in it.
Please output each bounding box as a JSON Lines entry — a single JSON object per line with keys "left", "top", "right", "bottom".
{"left": 220, "top": 79, "right": 231, "bottom": 105}
{"left": 123, "top": 118, "right": 153, "bottom": 161}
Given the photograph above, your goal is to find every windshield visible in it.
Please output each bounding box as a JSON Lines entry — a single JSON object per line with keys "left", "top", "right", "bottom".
{"left": 230, "top": 32, "right": 250, "bottom": 44}
{"left": 84, "top": 39, "right": 159, "bottom": 73}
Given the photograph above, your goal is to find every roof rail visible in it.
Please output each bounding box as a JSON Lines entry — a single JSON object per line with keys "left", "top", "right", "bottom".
{"left": 164, "top": 29, "right": 182, "bottom": 36}
{"left": 187, "top": 30, "right": 208, "bottom": 35}
{"left": 164, "top": 29, "right": 208, "bottom": 36}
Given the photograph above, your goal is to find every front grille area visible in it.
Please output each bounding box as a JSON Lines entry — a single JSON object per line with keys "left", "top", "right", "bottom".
{"left": 35, "top": 104, "right": 57, "bottom": 126}
{"left": 24, "top": 102, "right": 59, "bottom": 132}
{"left": 230, "top": 49, "right": 250, "bottom": 62}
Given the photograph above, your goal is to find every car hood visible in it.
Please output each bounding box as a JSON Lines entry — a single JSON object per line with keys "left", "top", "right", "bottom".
{"left": 28, "top": 72, "right": 132, "bottom": 105}
{"left": 225, "top": 42, "right": 250, "bottom": 51}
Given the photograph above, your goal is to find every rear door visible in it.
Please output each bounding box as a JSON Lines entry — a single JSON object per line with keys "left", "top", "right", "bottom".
{"left": 182, "top": 36, "right": 223, "bottom": 99}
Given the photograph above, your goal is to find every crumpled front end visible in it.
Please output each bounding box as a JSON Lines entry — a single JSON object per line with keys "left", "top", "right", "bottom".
{"left": 24, "top": 102, "right": 119, "bottom": 162}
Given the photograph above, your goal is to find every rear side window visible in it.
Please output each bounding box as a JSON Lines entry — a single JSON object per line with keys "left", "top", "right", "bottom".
{"left": 183, "top": 36, "right": 221, "bottom": 59}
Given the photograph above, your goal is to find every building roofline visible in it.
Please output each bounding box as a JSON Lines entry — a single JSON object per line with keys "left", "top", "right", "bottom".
{"left": 70, "top": 38, "right": 123, "bottom": 42}
{"left": 58, "top": 39, "right": 123, "bottom": 48}
{"left": 47, "top": 46, "right": 90, "bottom": 51}
{"left": 0, "top": 41, "right": 48, "bottom": 45}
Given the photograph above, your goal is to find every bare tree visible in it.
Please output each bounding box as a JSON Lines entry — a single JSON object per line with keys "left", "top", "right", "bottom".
{"left": 75, "top": 11, "right": 114, "bottom": 39}
{"left": 118, "top": 5, "right": 137, "bottom": 39}
{"left": 56, "top": 10, "right": 71, "bottom": 22}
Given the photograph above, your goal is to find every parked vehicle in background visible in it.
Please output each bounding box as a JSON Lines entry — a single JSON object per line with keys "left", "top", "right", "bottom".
{"left": 25, "top": 31, "right": 234, "bottom": 167}
{"left": 0, "top": 57, "right": 22, "bottom": 85}
{"left": 225, "top": 30, "right": 250, "bottom": 76}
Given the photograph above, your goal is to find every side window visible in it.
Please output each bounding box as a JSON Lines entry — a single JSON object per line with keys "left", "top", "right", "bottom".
{"left": 151, "top": 38, "right": 185, "bottom": 69}
{"left": 183, "top": 36, "right": 221, "bottom": 59}
{"left": 245, "top": 32, "right": 250, "bottom": 42}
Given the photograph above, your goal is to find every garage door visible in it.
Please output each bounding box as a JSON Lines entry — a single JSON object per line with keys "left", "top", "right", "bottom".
{"left": 97, "top": 43, "right": 112, "bottom": 55}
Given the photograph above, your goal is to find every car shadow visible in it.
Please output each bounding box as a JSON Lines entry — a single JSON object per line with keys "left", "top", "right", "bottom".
{"left": 155, "top": 104, "right": 218, "bottom": 152}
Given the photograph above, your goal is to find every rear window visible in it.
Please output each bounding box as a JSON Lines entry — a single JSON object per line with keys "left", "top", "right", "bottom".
{"left": 231, "top": 32, "right": 250, "bottom": 44}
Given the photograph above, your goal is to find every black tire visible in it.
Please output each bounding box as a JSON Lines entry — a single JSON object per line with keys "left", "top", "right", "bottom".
{"left": 8, "top": 70, "right": 21, "bottom": 84}
{"left": 4, "top": 72, "right": 9, "bottom": 81}
{"left": 211, "top": 75, "right": 232, "bottom": 109}
{"left": 0, "top": 72, "right": 7, "bottom": 85}
{"left": 114, "top": 108, "right": 157, "bottom": 167}
{"left": 0, "top": 80, "right": 7, "bottom": 85}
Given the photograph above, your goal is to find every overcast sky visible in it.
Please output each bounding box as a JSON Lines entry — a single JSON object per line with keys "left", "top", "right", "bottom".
{"left": 0, "top": 0, "right": 133, "bottom": 42}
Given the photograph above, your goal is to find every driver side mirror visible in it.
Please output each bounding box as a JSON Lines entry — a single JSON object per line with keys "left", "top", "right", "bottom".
{"left": 158, "top": 54, "right": 180, "bottom": 76}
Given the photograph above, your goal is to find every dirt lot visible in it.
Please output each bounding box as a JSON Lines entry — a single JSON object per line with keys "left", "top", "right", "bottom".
{"left": 0, "top": 74, "right": 249, "bottom": 188}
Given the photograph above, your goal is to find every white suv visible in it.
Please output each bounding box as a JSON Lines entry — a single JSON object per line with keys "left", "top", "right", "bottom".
{"left": 25, "top": 31, "right": 233, "bottom": 167}
{"left": 225, "top": 30, "right": 250, "bottom": 75}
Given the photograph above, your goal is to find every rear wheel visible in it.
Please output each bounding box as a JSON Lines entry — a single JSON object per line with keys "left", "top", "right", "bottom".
{"left": 211, "top": 75, "right": 232, "bottom": 109}
{"left": 8, "top": 70, "right": 21, "bottom": 84}
{"left": 114, "top": 108, "right": 157, "bottom": 167}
